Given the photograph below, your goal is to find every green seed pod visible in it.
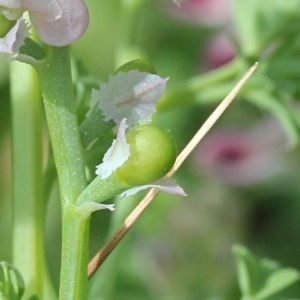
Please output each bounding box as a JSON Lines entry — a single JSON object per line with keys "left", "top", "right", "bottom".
{"left": 116, "top": 124, "right": 177, "bottom": 186}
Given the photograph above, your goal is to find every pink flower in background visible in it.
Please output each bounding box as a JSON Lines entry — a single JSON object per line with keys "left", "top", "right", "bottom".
{"left": 202, "top": 33, "right": 236, "bottom": 70}
{"left": 194, "top": 118, "right": 289, "bottom": 186}
{"left": 168, "top": 0, "right": 232, "bottom": 27}
{"left": 0, "top": 0, "right": 89, "bottom": 46}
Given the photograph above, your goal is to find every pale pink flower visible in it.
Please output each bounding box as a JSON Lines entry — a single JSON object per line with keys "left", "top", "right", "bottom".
{"left": 194, "top": 118, "right": 289, "bottom": 186}
{"left": 168, "top": 0, "right": 232, "bottom": 27}
{"left": 202, "top": 33, "right": 236, "bottom": 71}
{"left": 0, "top": 0, "right": 89, "bottom": 46}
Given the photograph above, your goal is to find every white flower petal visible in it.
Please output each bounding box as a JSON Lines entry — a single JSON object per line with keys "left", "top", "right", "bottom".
{"left": 95, "top": 119, "right": 130, "bottom": 178}
{"left": 80, "top": 201, "right": 115, "bottom": 213}
{"left": 120, "top": 177, "right": 187, "bottom": 198}
{"left": 0, "top": 18, "right": 30, "bottom": 54}
{"left": 95, "top": 70, "right": 168, "bottom": 127}
{"left": 22, "top": 0, "right": 89, "bottom": 46}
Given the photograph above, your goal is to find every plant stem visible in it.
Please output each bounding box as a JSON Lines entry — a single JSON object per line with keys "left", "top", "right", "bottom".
{"left": 35, "top": 46, "right": 87, "bottom": 209}
{"left": 11, "top": 61, "right": 56, "bottom": 299}
{"left": 59, "top": 207, "right": 91, "bottom": 300}
{"left": 34, "top": 46, "right": 88, "bottom": 299}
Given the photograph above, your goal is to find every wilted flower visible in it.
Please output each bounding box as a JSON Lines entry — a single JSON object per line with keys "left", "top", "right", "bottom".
{"left": 0, "top": 0, "right": 89, "bottom": 46}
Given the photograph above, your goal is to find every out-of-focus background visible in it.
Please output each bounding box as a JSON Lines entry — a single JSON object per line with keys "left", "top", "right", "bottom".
{"left": 1, "top": 0, "right": 300, "bottom": 299}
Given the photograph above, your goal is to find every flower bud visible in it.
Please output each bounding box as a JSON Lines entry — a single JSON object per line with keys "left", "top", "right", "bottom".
{"left": 116, "top": 124, "right": 177, "bottom": 186}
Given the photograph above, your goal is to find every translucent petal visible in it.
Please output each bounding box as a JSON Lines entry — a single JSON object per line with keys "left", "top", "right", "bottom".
{"left": 95, "top": 119, "right": 130, "bottom": 179}
{"left": 0, "top": 18, "right": 30, "bottom": 54}
{"left": 120, "top": 177, "right": 187, "bottom": 198}
{"left": 80, "top": 201, "right": 115, "bottom": 213}
{"left": 95, "top": 71, "right": 168, "bottom": 127}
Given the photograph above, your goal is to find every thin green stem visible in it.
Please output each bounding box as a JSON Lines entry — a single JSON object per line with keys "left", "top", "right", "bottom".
{"left": 76, "top": 173, "right": 131, "bottom": 206}
{"left": 11, "top": 61, "right": 56, "bottom": 299}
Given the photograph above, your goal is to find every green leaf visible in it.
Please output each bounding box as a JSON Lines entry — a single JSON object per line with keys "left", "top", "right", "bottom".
{"left": 255, "top": 269, "right": 300, "bottom": 299}
{"left": 233, "top": 245, "right": 300, "bottom": 300}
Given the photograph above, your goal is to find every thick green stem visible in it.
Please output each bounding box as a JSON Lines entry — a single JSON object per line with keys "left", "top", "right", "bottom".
{"left": 35, "top": 46, "right": 87, "bottom": 209}
{"left": 34, "top": 46, "right": 88, "bottom": 299}
{"left": 11, "top": 61, "right": 56, "bottom": 299}
{"left": 59, "top": 208, "right": 91, "bottom": 300}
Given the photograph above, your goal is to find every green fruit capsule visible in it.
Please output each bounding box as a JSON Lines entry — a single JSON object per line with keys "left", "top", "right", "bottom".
{"left": 116, "top": 125, "right": 177, "bottom": 186}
